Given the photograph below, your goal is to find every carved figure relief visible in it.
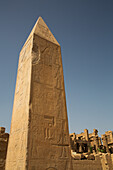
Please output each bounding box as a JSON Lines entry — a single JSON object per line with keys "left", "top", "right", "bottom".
{"left": 44, "top": 115, "right": 55, "bottom": 140}
{"left": 57, "top": 120, "right": 69, "bottom": 145}
{"left": 60, "top": 147, "right": 68, "bottom": 158}
{"left": 53, "top": 65, "right": 62, "bottom": 89}
{"left": 32, "top": 44, "right": 41, "bottom": 65}
{"left": 54, "top": 90, "right": 63, "bottom": 118}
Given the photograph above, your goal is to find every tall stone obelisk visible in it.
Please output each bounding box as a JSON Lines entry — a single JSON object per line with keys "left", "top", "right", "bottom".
{"left": 6, "top": 17, "right": 72, "bottom": 170}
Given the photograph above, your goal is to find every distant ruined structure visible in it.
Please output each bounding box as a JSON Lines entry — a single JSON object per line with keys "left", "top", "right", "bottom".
{"left": 0, "top": 127, "right": 9, "bottom": 170}
{"left": 70, "top": 129, "right": 113, "bottom": 155}
{"left": 70, "top": 129, "right": 113, "bottom": 169}
{"left": 70, "top": 129, "right": 102, "bottom": 154}
{"left": 102, "top": 131, "right": 113, "bottom": 154}
{"left": 70, "top": 129, "right": 102, "bottom": 153}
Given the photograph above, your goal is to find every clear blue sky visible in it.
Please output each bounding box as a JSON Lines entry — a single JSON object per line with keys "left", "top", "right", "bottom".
{"left": 0, "top": 0, "right": 113, "bottom": 136}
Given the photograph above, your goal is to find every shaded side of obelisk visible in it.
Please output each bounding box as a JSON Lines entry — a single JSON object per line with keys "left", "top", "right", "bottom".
{"left": 5, "top": 17, "right": 73, "bottom": 170}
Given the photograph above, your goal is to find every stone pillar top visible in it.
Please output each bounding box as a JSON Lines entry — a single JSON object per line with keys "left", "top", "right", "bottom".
{"left": 93, "top": 129, "right": 98, "bottom": 135}
{"left": 0, "top": 127, "right": 5, "bottom": 133}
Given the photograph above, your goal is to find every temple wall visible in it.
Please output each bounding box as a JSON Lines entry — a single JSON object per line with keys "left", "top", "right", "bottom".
{"left": 72, "top": 160, "right": 102, "bottom": 170}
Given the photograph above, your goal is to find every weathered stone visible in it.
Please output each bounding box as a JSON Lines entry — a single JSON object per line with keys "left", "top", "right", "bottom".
{"left": 70, "top": 129, "right": 102, "bottom": 154}
{"left": 0, "top": 127, "right": 5, "bottom": 134}
{"left": 101, "top": 131, "right": 113, "bottom": 154}
{"left": 70, "top": 129, "right": 113, "bottom": 169}
{"left": 5, "top": 17, "right": 72, "bottom": 170}
{"left": 0, "top": 127, "right": 9, "bottom": 170}
{"left": 87, "top": 154, "right": 95, "bottom": 160}
{"left": 72, "top": 160, "right": 102, "bottom": 170}
{"left": 71, "top": 152, "right": 84, "bottom": 160}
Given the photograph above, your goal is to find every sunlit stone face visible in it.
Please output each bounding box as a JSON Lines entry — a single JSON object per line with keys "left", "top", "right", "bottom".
{"left": 5, "top": 17, "right": 72, "bottom": 170}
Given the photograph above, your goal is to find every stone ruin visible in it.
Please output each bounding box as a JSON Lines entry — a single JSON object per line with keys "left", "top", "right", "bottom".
{"left": 70, "top": 129, "right": 113, "bottom": 156}
{"left": 70, "top": 129, "right": 102, "bottom": 155}
{"left": 102, "top": 131, "right": 113, "bottom": 154}
{"left": 70, "top": 129, "right": 113, "bottom": 169}
{"left": 0, "top": 127, "right": 9, "bottom": 170}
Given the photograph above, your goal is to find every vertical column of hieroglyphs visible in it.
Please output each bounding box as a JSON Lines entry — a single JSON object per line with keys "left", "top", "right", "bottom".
{"left": 5, "top": 36, "right": 33, "bottom": 170}
{"left": 28, "top": 17, "right": 72, "bottom": 170}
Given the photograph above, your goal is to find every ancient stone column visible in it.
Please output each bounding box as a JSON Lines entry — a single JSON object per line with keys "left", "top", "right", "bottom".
{"left": 5, "top": 17, "right": 72, "bottom": 170}
{"left": 79, "top": 144, "right": 83, "bottom": 153}
{"left": 102, "top": 135, "right": 110, "bottom": 153}
{"left": 94, "top": 136, "right": 99, "bottom": 153}
{"left": 0, "top": 127, "right": 9, "bottom": 170}
{"left": 84, "top": 129, "right": 89, "bottom": 141}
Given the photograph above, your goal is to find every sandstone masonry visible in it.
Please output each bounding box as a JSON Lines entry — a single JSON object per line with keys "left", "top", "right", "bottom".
{"left": 0, "top": 127, "right": 9, "bottom": 170}
{"left": 5, "top": 17, "right": 72, "bottom": 170}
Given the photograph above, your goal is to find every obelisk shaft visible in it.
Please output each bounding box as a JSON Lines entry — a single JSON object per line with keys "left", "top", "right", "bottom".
{"left": 6, "top": 17, "right": 72, "bottom": 170}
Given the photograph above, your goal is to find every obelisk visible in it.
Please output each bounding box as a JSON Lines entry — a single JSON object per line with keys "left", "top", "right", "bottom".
{"left": 6, "top": 17, "right": 72, "bottom": 170}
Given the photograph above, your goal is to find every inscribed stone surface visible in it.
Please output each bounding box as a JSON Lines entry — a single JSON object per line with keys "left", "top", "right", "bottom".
{"left": 5, "top": 17, "right": 72, "bottom": 170}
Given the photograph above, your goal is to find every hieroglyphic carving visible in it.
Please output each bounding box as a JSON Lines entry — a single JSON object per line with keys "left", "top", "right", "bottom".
{"left": 60, "top": 146, "right": 68, "bottom": 158}
{"left": 44, "top": 115, "right": 55, "bottom": 140}
{"left": 54, "top": 89, "right": 64, "bottom": 118}
{"left": 6, "top": 17, "right": 72, "bottom": 170}
{"left": 57, "top": 120, "right": 69, "bottom": 145}
{"left": 53, "top": 65, "right": 63, "bottom": 89}
{"left": 53, "top": 47, "right": 61, "bottom": 66}
{"left": 32, "top": 43, "right": 41, "bottom": 65}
